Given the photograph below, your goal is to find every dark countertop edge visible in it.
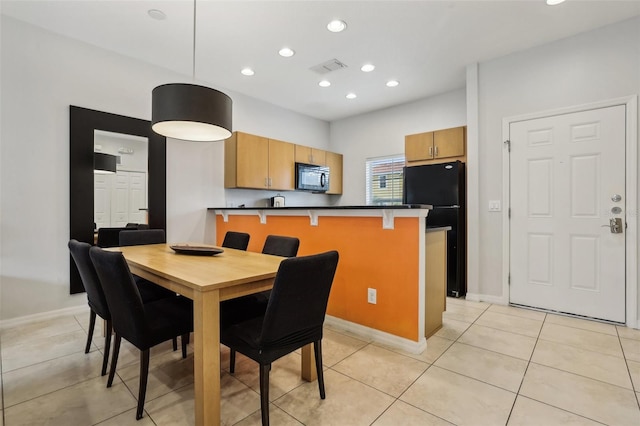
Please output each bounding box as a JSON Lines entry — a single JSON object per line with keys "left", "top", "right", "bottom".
{"left": 207, "top": 204, "right": 432, "bottom": 211}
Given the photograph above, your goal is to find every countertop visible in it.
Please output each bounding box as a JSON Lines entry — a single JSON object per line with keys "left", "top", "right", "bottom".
{"left": 208, "top": 204, "right": 432, "bottom": 210}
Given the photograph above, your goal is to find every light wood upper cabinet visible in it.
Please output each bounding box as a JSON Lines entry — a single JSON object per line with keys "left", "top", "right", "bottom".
{"left": 405, "top": 126, "right": 466, "bottom": 164}
{"left": 295, "top": 145, "right": 326, "bottom": 166}
{"left": 325, "top": 151, "right": 343, "bottom": 195}
{"left": 225, "top": 132, "right": 294, "bottom": 190}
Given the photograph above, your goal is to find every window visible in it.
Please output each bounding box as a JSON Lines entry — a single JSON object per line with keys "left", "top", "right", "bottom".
{"left": 365, "top": 155, "right": 405, "bottom": 205}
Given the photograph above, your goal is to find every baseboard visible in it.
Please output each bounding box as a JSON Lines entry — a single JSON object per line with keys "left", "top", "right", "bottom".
{"left": 465, "top": 292, "right": 508, "bottom": 305}
{"left": 0, "top": 304, "right": 88, "bottom": 330}
{"left": 325, "top": 315, "right": 427, "bottom": 354}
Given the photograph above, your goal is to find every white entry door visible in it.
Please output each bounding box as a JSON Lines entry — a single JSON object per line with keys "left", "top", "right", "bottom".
{"left": 509, "top": 105, "right": 626, "bottom": 322}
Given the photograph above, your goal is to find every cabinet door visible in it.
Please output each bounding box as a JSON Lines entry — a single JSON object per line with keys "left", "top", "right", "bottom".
{"left": 268, "top": 138, "right": 295, "bottom": 190}
{"left": 433, "top": 126, "right": 465, "bottom": 159}
{"left": 325, "top": 151, "right": 343, "bottom": 194}
{"left": 405, "top": 132, "right": 434, "bottom": 162}
{"left": 237, "top": 132, "right": 269, "bottom": 188}
{"left": 312, "top": 148, "right": 326, "bottom": 166}
{"left": 295, "top": 145, "right": 312, "bottom": 164}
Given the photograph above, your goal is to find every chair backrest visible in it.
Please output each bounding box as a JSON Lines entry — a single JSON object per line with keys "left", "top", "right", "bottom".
{"left": 222, "top": 231, "right": 251, "bottom": 251}
{"left": 119, "top": 229, "right": 166, "bottom": 247}
{"left": 259, "top": 251, "right": 339, "bottom": 347}
{"left": 262, "top": 235, "right": 300, "bottom": 258}
{"left": 96, "top": 227, "right": 129, "bottom": 248}
{"left": 89, "top": 246, "right": 149, "bottom": 346}
{"left": 68, "top": 239, "right": 110, "bottom": 319}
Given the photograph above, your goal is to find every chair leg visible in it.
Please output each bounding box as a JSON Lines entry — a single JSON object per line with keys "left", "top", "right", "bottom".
{"left": 229, "top": 349, "right": 236, "bottom": 374}
{"left": 181, "top": 333, "right": 189, "bottom": 359}
{"left": 314, "top": 340, "right": 326, "bottom": 399}
{"left": 259, "top": 363, "right": 271, "bottom": 426}
{"left": 136, "top": 349, "right": 150, "bottom": 420}
{"left": 101, "top": 319, "right": 113, "bottom": 376}
{"left": 172, "top": 337, "right": 178, "bottom": 351}
{"left": 107, "top": 334, "right": 121, "bottom": 388}
{"left": 85, "top": 310, "right": 96, "bottom": 353}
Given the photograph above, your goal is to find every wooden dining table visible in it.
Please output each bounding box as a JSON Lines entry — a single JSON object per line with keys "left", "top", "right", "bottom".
{"left": 113, "top": 243, "right": 317, "bottom": 425}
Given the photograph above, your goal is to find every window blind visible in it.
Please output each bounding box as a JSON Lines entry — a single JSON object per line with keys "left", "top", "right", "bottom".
{"left": 365, "top": 155, "right": 405, "bottom": 205}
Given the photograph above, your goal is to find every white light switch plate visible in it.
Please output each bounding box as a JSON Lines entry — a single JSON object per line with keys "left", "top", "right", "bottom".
{"left": 489, "top": 200, "right": 502, "bottom": 212}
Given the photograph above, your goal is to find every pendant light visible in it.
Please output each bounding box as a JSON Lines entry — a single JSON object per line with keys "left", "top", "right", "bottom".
{"left": 94, "top": 152, "right": 117, "bottom": 174}
{"left": 151, "top": 0, "right": 232, "bottom": 142}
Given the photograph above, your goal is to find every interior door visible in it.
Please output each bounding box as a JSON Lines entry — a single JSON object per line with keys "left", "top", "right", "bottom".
{"left": 94, "top": 173, "right": 112, "bottom": 228}
{"left": 509, "top": 105, "right": 626, "bottom": 322}
{"left": 127, "top": 171, "right": 147, "bottom": 224}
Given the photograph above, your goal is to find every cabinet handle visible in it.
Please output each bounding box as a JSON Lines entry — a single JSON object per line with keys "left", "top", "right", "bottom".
{"left": 265, "top": 177, "right": 268, "bottom": 187}
{"left": 268, "top": 177, "right": 272, "bottom": 187}
{"left": 429, "top": 146, "right": 433, "bottom": 157}
{"left": 434, "top": 146, "right": 439, "bottom": 157}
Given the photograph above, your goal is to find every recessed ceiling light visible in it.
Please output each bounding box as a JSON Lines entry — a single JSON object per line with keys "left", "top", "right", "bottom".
{"left": 241, "top": 67, "right": 255, "bottom": 76}
{"left": 279, "top": 47, "right": 295, "bottom": 58}
{"left": 327, "top": 20, "right": 347, "bottom": 33}
{"left": 346, "top": 93, "right": 357, "bottom": 99}
{"left": 319, "top": 80, "right": 331, "bottom": 88}
{"left": 546, "top": 0, "right": 566, "bottom": 5}
{"left": 147, "top": 9, "right": 166, "bottom": 20}
{"left": 361, "top": 64, "right": 375, "bottom": 73}
{"left": 386, "top": 80, "right": 399, "bottom": 87}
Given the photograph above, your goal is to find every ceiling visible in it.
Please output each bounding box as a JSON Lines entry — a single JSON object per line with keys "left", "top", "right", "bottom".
{"left": 3, "top": 1, "right": 639, "bottom": 122}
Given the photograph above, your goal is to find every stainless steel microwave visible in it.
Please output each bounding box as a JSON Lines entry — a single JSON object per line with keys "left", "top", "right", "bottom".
{"left": 295, "top": 163, "right": 330, "bottom": 192}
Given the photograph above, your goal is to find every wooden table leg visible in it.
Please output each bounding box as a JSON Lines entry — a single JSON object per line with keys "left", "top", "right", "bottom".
{"left": 193, "top": 290, "right": 220, "bottom": 426}
{"left": 300, "top": 344, "right": 317, "bottom": 382}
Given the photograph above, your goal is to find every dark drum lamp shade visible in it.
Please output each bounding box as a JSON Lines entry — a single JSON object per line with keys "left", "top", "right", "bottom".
{"left": 94, "top": 152, "right": 117, "bottom": 174}
{"left": 151, "top": 83, "right": 232, "bottom": 142}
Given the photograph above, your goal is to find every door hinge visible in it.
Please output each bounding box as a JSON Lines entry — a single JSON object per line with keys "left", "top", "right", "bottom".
{"left": 508, "top": 274, "right": 511, "bottom": 285}
{"left": 504, "top": 139, "right": 511, "bottom": 152}
{"left": 508, "top": 207, "right": 511, "bottom": 218}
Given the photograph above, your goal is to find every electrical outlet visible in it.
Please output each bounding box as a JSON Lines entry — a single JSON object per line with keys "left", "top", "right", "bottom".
{"left": 367, "top": 288, "right": 377, "bottom": 304}
{"left": 489, "top": 200, "right": 502, "bottom": 212}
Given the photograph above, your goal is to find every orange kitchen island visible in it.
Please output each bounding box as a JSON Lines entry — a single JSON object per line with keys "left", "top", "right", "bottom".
{"left": 207, "top": 205, "right": 446, "bottom": 353}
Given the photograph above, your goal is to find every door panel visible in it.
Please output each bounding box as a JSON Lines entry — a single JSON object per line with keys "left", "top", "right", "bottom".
{"left": 510, "top": 105, "right": 626, "bottom": 322}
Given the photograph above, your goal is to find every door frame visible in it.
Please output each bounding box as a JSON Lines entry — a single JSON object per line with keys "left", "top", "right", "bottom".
{"left": 502, "top": 96, "right": 638, "bottom": 327}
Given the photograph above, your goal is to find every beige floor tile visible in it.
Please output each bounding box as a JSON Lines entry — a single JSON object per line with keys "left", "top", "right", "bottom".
{"left": 145, "top": 373, "right": 261, "bottom": 426}
{"left": 95, "top": 408, "right": 156, "bottom": 425}
{"left": 0, "top": 315, "right": 83, "bottom": 348}
{"left": 520, "top": 363, "right": 640, "bottom": 425}
{"left": 233, "top": 405, "right": 304, "bottom": 425}
{"left": 333, "top": 344, "right": 428, "bottom": 397}
{"left": 457, "top": 324, "right": 537, "bottom": 360}
{"left": 488, "top": 304, "right": 547, "bottom": 321}
{"left": 476, "top": 310, "right": 543, "bottom": 338}
{"left": 531, "top": 339, "right": 632, "bottom": 389}
{"left": 442, "top": 303, "right": 486, "bottom": 323}
{"left": 545, "top": 313, "right": 618, "bottom": 336}
{"left": 434, "top": 317, "right": 471, "bottom": 341}
{"left": 400, "top": 366, "right": 516, "bottom": 425}
{"left": 539, "top": 323, "right": 624, "bottom": 358}
{"left": 617, "top": 325, "right": 640, "bottom": 341}
{"left": 434, "top": 342, "right": 528, "bottom": 392}
{"left": 274, "top": 369, "right": 395, "bottom": 426}
{"left": 229, "top": 351, "right": 307, "bottom": 401}
{"left": 3, "top": 350, "right": 104, "bottom": 407}
{"left": 628, "top": 360, "right": 640, "bottom": 390}
{"left": 1, "top": 329, "right": 91, "bottom": 372}
{"left": 372, "top": 400, "right": 454, "bottom": 425}
{"left": 507, "top": 395, "right": 601, "bottom": 425}
{"left": 3, "top": 376, "right": 135, "bottom": 426}
{"left": 445, "top": 297, "right": 490, "bottom": 309}
{"left": 621, "top": 337, "right": 640, "bottom": 362}
{"left": 320, "top": 328, "right": 369, "bottom": 367}
{"left": 119, "top": 351, "right": 194, "bottom": 403}
{"left": 387, "top": 335, "right": 454, "bottom": 364}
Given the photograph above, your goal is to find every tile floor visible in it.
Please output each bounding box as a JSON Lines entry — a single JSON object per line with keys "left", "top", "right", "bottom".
{"left": 1, "top": 297, "right": 639, "bottom": 425}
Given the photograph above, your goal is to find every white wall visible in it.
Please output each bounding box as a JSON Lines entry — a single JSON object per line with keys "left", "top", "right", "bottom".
{"left": 330, "top": 89, "right": 467, "bottom": 205}
{"left": 0, "top": 17, "right": 329, "bottom": 320}
{"left": 472, "top": 17, "right": 640, "bottom": 312}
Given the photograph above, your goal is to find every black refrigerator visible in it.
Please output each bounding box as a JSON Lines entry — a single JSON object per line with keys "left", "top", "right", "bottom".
{"left": 403, "top": 161, "right": 466, "bottom": 297}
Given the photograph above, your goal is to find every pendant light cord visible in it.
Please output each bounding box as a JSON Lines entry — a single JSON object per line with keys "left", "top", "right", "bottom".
{"left": 192, "top": 0, "right": 196, "bottom": 81}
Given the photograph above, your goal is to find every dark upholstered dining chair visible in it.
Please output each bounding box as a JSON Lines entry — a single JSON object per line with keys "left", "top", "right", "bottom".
{"left": 221, "top": 231, "right": 250, "bottom": 251}
{"left": 89, "top": 246, "right": 193, "bottom": 421}
{"left": 220, "top": 234, "right": 300, "bottom": 332}
{"left": 68, "top": 239, "right": 179, "bottom": 376}
{"left": 96, "top": 227, "right": 128, "bottom": 248}
{"left": 119, "top": 229, "right": 166, "bottom": 247}
{"left": 221, "top": 250, "right": 339, "bottom": 426}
